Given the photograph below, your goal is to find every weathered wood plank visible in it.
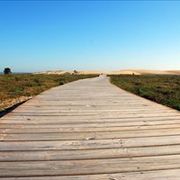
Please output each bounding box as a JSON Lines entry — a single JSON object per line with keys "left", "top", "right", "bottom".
{"left": 1, "top": 145, "right": 180, "bottom": 162}
{"left": 1, "top": 155, "right": 180, "bottom": 177}
{"left": 1, "top": 169, "right": 180, "bottom": 180}
{"left": 2, "top": 123, "right": 180, "bottom": 133}
{"left": 1, "top": 135, "right": 180, "bottom": 151}
{"left": 1, "top": 127, "right": 180, "bottom": 141}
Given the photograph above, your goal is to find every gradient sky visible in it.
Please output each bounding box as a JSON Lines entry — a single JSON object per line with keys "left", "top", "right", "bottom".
{"left": 0, "top": 1, "right": 180, "bottom": 72}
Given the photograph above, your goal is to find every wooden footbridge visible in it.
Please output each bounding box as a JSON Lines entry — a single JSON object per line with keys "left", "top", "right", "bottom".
{"left": 0, "top": 76, "right": 180, "bottom": 179}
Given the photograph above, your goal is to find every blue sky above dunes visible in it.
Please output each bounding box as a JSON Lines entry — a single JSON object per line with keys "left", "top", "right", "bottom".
{"left": 0, "top": 1, "right": 180, "bottom": 72}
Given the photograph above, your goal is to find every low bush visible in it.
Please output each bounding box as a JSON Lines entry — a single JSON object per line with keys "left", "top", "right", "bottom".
{"left": 110, "top": 75, "right": 180, "bottom": 111}
{"left": 0, "top": 73, "right": 98, "bottom": 111}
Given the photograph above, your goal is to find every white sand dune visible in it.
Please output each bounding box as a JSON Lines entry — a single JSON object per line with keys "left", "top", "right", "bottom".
{"left": 36, "top": 69, "right": 180, "bottom": 75}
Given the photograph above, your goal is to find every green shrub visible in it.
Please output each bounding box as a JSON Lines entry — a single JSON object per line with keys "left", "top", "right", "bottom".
{"left": 110, "top": 75, "right": 180, "bottom": 111}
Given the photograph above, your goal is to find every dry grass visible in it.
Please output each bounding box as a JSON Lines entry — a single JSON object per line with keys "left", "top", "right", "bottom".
{"left": 0, "top": 73, "right": 97, "bottom": 111}
{"left": 110, "top": 75, "right": 180, "bottom": 111}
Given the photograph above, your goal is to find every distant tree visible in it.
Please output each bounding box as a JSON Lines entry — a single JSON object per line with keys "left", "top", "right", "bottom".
{"left": 73, "top": 70, "right": 78, "bottom": 74}
{"left": 4, "top": 67, "right": 12, "bottom": 75}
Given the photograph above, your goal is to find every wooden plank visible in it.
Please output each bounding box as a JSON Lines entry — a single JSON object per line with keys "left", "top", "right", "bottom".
{"left": 2, "top": 123, "right": 180, "bottom": 133}
{"left": 2, "top": 113, "right": 180, "bottom": 120}
{"left": 6, "top": 111, "right": 178, "bottom": 117}
{"left": 1, "top": 169, "right": 180, "bottom": 180}
{"left": 1, "top": 155, "right": 180, "bottom": 177}
{"left": 1, "top": 135, "right": 180, "bottom": 151}
{"left": 2, "top": 120, "right": 180, "bottom": 130}
{"left": 1, "top": 127, "right": 180, "bottom": 141}
{"left": 1, "top": 145, "right": 180, "bottom": 162}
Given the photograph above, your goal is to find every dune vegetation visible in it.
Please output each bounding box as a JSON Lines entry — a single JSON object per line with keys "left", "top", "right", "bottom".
{"left": 110, "top": 75, "right": 180, "bottom": 111}
{"left": 0, "top": 73, "right": 97, "bottom": 112}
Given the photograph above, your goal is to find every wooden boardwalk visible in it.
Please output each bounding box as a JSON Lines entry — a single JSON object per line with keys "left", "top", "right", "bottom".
{"left": 0, "top": 75, "right": 180, "bottom": 179}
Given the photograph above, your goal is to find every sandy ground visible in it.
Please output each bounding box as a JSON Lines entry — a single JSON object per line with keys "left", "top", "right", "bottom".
{"left": 0, "top": 96, "right": 32, "bottom": 115}
{"left": 36, "top": 69, "right": 180, "bottom": 75}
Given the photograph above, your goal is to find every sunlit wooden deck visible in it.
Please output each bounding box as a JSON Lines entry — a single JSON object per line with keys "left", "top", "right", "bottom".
{"left": 0, "top": 75, "right": 180, "bottom": 179}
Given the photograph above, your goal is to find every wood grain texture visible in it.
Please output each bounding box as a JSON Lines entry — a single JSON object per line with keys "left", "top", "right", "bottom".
{"left": 0, "top": 75, "right": 179, "bottom": 179}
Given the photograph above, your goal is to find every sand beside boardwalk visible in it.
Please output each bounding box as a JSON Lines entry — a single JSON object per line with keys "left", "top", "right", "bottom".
{"left": 36, "top": 69, "right": 180, "bottom": 75}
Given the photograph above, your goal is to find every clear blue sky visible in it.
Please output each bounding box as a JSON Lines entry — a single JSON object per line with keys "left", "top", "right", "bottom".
{"left": 0, "top": 1, "right": 180, "bottom": 72}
